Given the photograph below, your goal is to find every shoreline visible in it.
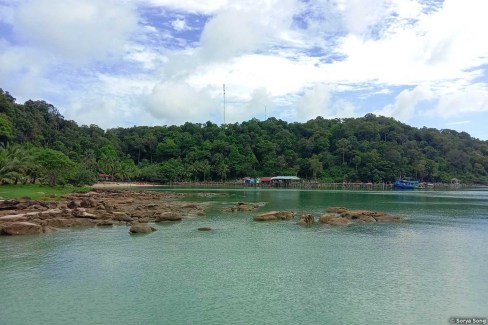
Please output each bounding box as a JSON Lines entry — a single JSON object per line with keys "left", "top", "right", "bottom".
{"left": 91, "top": 182, "right": 163, "bottom": 189}
{"left": 0, "top": 189, "right": 205, "bottom": 236}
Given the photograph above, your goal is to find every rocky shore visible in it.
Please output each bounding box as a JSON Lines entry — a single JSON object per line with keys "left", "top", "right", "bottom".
{"left": 1, "top": 189, "right": 403, "bottom": 236}
{"left": 0, "top": 189, "right": 205, "bottom": 236}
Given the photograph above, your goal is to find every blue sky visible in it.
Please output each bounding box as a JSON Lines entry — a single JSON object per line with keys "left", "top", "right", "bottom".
{"left": 1, "top": 0, "right": 488, "bottom": 139}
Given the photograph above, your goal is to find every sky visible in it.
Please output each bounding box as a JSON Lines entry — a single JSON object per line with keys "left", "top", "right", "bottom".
{"left": 1, "top": 0, "right": 488, "bottom": 139}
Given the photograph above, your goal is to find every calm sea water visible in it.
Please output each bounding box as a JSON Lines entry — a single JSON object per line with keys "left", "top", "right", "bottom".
{"left": 1, "top": 189, "right": 487, "bottom": 325}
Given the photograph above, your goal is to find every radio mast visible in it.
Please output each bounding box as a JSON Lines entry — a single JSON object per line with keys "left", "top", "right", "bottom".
{"left": 223, "top": 84, "right": 226, "bottom": 125}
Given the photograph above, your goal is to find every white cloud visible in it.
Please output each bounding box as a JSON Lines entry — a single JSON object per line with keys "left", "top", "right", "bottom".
{"left": 238, "top": 87, "right": 272, "bottom": 122}
{"left": 0, "top": 1, "right": 17, "bottom": 24}
{"left": 0, "top": 41, "right": 52, "bottom": 98}
{"left": 294, "top": 83, "right": 357, "bottom": 121}
{"left": 171, "top": 18, "right": 188, "bottom": 31}
{"left": 13, "top": 0, "right": 138, "bottom": 63}
{"left": 339, "top": 0, "right": 392, "bottom": 36}
{"left": 296, "top": 84, "right": 331, "bottom": 121}
{"left": 378, "top": 85, "right": 433, "bottom": 121}
{"left": 447, "top": 121, "right": 471, "bottom": 126}
{"left": 146, "top": 81, "right": 218, "bottom": 124}
{"left": 139, "top": 0, "right": 228, "bottom": 15}
{"left": 434, "top": 84, "right": 488, "bottom": 117}
{"left": 199, "top": 1, "right": 295, "bottom": 62}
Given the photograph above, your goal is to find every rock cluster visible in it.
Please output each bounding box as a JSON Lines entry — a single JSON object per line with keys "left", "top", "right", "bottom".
{"left": 0, "top": 190, "right": 205, "bottom": 236}
{"left": 254, "top": 207, "right": 402, "bottom": 226}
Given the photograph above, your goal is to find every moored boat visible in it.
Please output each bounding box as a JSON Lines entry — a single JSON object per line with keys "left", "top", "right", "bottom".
{"left": 394, "top": 179, "right": 420, "bottom": 189}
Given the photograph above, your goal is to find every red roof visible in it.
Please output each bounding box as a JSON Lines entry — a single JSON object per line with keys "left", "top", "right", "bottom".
{"left": 260, "top": 177, "right": 273, "bottom": 182}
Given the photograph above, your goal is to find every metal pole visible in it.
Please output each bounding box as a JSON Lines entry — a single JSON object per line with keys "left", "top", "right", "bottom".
{"left": 223, "top": 84, "right": 226, "bottom": 125}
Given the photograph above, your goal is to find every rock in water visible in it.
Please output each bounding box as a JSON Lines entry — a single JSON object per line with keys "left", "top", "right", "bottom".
{"left": 155, "top": 212, "right": 182, "bottom": 222}
{"left": 1, "top": 222, "right": 43, "bottom": 235}
{"left": 198, "top": 227, "right": 212, "bottom": 231}
{"left": 129, "top": 223, "right": 157, "bottom": 234}
{"left": 319, "top": 215, "right": 351, "bottom": 226}
{"left": 254, "top": 211, "right": 294, "bottom": 221}
{"left": 297, "top": 213, "right": 315, "bottom": 225}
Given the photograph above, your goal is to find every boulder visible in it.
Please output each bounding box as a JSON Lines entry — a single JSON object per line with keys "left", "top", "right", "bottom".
{"left": 146, "top": 204, "right": 159, "bottom": 210}
{"left": 358, "top": 215, "right": 377, "bottom": 222}
{"left": 67, "top": 200, "right": 81, "bottom": 209}
{"left": 155, "top": 212, "right": 182, "bottom": 222}
{"left": 325, "top": 207, "right": 349, "bottom": 214}
{"left": 254, "top": 211, "right": 294, "bottom": 221}
{"left": 339, "top": 209, "right": 401, "bottom": 222}
{"left": 0, "top": 199, "right": 20, "bottom": 210}
{"left": 129, "top": 223, "right": 157, "bottom": 234}
{"left": 130, "top": 210, "right": 154, "bottom": 219}
{"left": 97, "top": 220, "right": 114, "bottom": 227}
{"left": 42, "top": 209, "right": 64, "bottom": 218}
{"left": 0, "top": 214, "right": 29, "bottom": 222}
{"left": 78, "top": 212, "right": 99, "bottom": 220}
{"left": 297, "top": 213, "right": 315, "bottom": 225}
{"left": 340, "top": 210, "right": 369, "bottom": 219}
{"left": 319, "top": 215, "right": 351, "bottom": 226}
{"left": 80, "top": 198, "right": 96, "bottom": 208}
{"left": 72, "top": 218, "right": 97, "bottom": 227}
{"left": 45, "top": 218, "right": 76, "bottom": 228}
{"left": 112, "top": 212, "right": 132, "bottom": 222}
{"left": 42, "top": 226, "right": 58, "bottom": 234}
{"left": 71, "top": 208, "right": 86, "bottom": 217}
{"left": 1, "top": 222, "right": 43, "bottom": 235}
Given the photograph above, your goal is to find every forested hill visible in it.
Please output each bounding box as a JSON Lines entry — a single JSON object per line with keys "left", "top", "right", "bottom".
{"left": 1, "top": 88, "right": 488, "bottom": 185}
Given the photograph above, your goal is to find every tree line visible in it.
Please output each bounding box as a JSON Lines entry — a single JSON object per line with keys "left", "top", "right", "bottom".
{"left": 1, "top": 88, "right": 487, "bottom": 186}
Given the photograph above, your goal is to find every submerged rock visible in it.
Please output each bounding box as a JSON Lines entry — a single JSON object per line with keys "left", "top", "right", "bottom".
{"left": 197, "top": 227, "right": 212, "bottom": 231}
{"left": 225, "top": 202, "right": 266, "bottom": 212}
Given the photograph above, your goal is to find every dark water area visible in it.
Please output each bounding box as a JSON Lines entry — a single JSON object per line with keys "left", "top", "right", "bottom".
{"left": 1, "top": 189, "right": 487, "bottom": 324}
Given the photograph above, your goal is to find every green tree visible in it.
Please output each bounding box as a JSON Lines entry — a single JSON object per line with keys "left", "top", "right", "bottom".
{"left": 0, "top": 113, "right": 13, "bottom": 146}
{"left": 34, "top": 148, "right": 75, "bottom": 186}
{"left": 0, "top": 145, "right": 33, "bottom": 184}
{"left": 309, "top": 155, "right": 323, "bottom": 180}
{"left": 336, "top": 138, "right": 351, "bottom": 164}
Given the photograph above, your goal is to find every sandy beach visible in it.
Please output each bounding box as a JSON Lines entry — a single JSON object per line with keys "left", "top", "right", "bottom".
{"left": 91, "top": 182, "right": 163, "bottom": 189}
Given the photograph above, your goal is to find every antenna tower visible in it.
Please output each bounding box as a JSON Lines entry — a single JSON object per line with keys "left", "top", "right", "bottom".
{"left": 223, "top": 84, "right": 226, "bottom": 125}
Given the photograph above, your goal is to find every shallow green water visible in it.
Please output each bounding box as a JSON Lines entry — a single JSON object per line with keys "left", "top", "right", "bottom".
{"left": 1, "top": 189, "right": 487, "bottom": 324}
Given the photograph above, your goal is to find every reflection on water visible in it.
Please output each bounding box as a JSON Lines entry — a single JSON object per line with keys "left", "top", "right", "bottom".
{"left": 1, "top": 189, "right": 487, "bottom": 324}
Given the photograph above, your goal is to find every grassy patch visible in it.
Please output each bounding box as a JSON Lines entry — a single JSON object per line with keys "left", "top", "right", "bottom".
{"left": 0, "top": 184, "right": 91, "bottom": 200}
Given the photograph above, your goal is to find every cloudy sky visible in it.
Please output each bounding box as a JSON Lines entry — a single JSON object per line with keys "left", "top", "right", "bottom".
{"left": 1, "top": 0, "right": 488, "bottom": 139}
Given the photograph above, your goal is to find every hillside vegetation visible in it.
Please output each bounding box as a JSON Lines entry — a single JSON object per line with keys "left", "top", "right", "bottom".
{"left": 1, "top": 88, "right": 487, "bottom": 185}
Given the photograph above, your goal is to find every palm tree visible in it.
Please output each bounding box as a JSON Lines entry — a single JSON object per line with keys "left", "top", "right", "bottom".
{"left": 0, "top": 144, "right": 34, "bottom": 184}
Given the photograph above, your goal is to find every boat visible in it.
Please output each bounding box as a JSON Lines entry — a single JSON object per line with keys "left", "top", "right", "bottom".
{"left": 393, "top": 179, "right": 420, "bottom": 189}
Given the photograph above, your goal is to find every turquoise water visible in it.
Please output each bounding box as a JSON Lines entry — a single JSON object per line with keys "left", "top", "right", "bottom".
{"left": 1, "top": 189, "right": 487, "bottom": 324}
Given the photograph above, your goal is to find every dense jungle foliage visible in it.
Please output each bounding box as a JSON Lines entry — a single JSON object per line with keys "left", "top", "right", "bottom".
{"left": 1, "top": 88, "right": 487, "bottom": 185}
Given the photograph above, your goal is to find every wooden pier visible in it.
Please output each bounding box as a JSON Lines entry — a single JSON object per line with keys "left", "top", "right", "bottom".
{"left": 166, "top": 181, "right": 469, "bottom": 191}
